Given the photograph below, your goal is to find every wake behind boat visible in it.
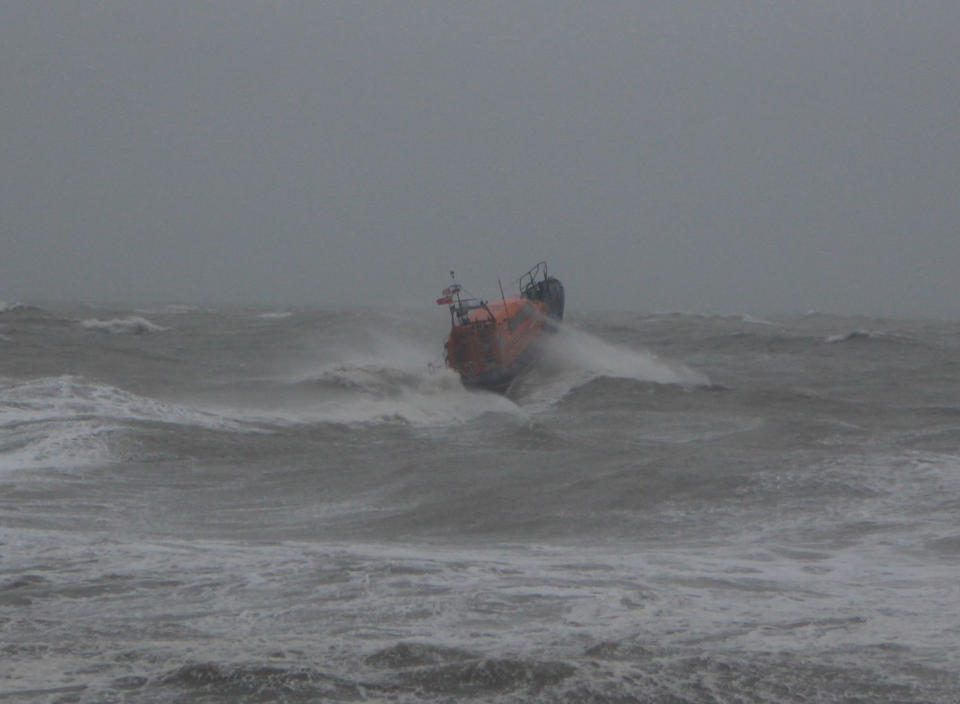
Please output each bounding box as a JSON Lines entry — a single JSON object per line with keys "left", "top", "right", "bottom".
{"left": 438, "top": 262, "right": 564, "bottom": 393}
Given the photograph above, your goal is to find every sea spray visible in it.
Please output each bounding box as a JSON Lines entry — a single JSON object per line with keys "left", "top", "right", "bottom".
{"left": 210, "top": 327, "right": 522, "bottom": 427}
{"left": 546, "top": 323, "right": 708, "bottom": 386}
{"left": 513, "top": 322, "right": 709, "bottom": 409}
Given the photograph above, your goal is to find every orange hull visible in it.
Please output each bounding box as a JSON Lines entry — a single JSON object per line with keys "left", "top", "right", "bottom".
{"left": 440, "top": 264, "right": 564, "bottom": 393}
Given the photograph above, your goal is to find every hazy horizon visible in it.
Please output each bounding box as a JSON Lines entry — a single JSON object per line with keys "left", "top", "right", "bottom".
{"left": 3, "top": 2, "right": 958, "bottom": 316}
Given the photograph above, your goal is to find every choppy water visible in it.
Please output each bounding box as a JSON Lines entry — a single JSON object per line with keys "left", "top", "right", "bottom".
{"left": 2, "top": 301, "right": 959, "bottom": 702}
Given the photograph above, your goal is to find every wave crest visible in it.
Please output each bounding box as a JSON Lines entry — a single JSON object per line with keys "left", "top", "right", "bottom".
{"left": 0, "top": 301, "right": 46, "bottom": 316}
{"left": 512, "top": 323, "right": 709, "bottom": 408}
{"left": 237, "top": 362, "right": 520, "bottom": 427}
{"left": 824, "top": 329, "right": 918, "bottom": 345}
{"left": 0, "top": 376, "right": 259, "bottom": 473}
{"left": 79, "top": 316, "right": 167, "bottom": 334}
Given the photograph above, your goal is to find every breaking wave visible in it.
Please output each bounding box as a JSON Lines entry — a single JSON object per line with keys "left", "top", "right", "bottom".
{"left": 225, "top": 320, "right": 711, "bottom": 427}
{"left": 229, "top": 362, "right": 521, "bottom": 428}
{"left": 0, "top": 314, "right": 714, "bottom": 466}
{"left": 513, "top": 322, "right": 709, "bottom": 409}
{"left": 825, "top": 329, "right": 884, "bottom": 344}
{"left": 739, "top": 313, "right": 775, "bottom": 326}
{"left": 0, "top": 376, "right": 259, "bottom": 473}
{"left": 244, "top": 322, "right": 709, "bottom": 427}
{"left": 0, "top": 301, "right": 33, "bottom": 314}
{"left": 549, "top": 324, "right": 707, "bottom": 385}
{"left": 823, "top": 329, "right": 922, "bottom": 346}
{"left": 0, "top": 418, "right": 119, "bottom": 473}
{"left": 0, "top": 376, "right": 252, "bottom": 429}
{"left": 80, "top": 316, "right": 167, "bottom": 334}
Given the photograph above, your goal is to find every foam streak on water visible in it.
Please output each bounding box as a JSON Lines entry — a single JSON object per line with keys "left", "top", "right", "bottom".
{"left": 1, "top": 305, "right": 960, "bottom": 702}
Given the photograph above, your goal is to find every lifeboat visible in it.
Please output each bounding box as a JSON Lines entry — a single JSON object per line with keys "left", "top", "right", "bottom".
{"left": 438, "top": 262, "right": 564, "bottom": 393}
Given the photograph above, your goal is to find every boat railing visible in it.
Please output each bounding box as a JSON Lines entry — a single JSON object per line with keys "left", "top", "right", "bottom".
{"left": 518, "top": 261, "right": 549, "bottom": 296}
{"left": 451, "top": 297, "right": 495, "bottom": 326}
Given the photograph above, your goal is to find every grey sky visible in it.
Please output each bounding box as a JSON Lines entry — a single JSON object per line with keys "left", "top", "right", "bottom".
{"left": 2, "top": 1, "right": 958, "bottom": 315}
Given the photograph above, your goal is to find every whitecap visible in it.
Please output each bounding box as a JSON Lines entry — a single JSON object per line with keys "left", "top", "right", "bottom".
{"left": 0, "top": 301, "right": 31, "bottom": 314}
{"left": 79, "top": 316, "right": 168, "bottom": 334}
{"left": 207, "top": 364, "right": 520, "bottom": 428}
{"left": 825, "top": 329, "right": 882, "bottom": 344}
{"left": 0, "top": 376, "right": 262, "bottom": 473}
{"left": 508, "top": 323, "right": 710, "bottom": 412}
{"left": 740, "top": 314, "right": 775, "bottom": 326}
{"left": 544, "top": 323, "right": 707, "bottom": 385}
{"left": 0, "top": 376, "right": 256, "bottom": 431}
{"left": 0, "top": 419, "right": 118, "bottom": 473}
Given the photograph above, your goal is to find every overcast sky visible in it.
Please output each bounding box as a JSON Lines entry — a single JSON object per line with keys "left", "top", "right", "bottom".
{"left": 2, "top": 1, "right": 958, "bottom": 314}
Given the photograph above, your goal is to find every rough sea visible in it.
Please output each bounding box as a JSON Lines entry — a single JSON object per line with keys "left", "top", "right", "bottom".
{"left": 2, "top": 300, "right": 959, "bottom": 703}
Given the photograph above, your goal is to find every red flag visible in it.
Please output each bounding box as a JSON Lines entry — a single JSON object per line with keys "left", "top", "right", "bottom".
{"left": 436, "top": 296, "right": 453, "bottom": 305}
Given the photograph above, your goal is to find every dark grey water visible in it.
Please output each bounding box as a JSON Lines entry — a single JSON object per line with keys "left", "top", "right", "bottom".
{"left": 2, "top": 301, "right": 959, "bottom": 702}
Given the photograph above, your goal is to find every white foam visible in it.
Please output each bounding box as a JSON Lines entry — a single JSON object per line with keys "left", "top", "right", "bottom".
{"left": 263, "top": 323, "right": 709, "bottom": 424}
{"left": 740, "top": 313, "right": 775, "bottom": 326}
{"left": 241, "top": 328, "right": 522, "bottom": 427}
{"left": 549, "top": 325, "right": 707, "bottom": 385}
{"left": 0, "top": 300, "right": 29, "bottom": 313}
{"left": 0, "top": 419, "right": 118, "bottom": 472}
{"left": 3, "top": 528, "right": 958, "bottom": 699}
{"left": 514, "top": 323, "right": 709, "bottom": 409}
{"left": 825, "top": 329, "right": 880, "bottom": 343}
{"left": 0, "top": 376, "right": 262, "bottom": 473}
{"left": 283, "top": 328, "right": 443, "bottom": 384}
{"left": 0, "top": 376, "right": 255, "bottom": 431}
{"left": 208, "top": 365, "right": 520, "bottom": 428}
{"left": 79, "top": 316, "right": 168, "bottom": 334}
{"left": 256, "top": 311, "right": 294, "bottom": 320}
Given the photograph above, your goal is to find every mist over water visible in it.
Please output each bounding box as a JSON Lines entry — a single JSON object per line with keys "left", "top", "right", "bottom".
{"left": 2, "top": 303, "right": 960, "bottom": 702}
